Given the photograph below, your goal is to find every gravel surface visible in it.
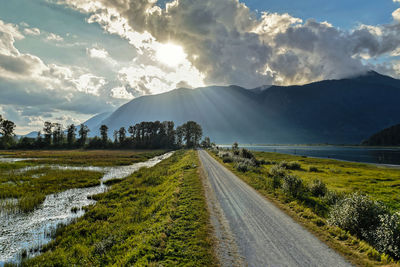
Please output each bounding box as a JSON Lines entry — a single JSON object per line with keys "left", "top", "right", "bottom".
{"left": 198, "top": 150, "right": 352, "bottom": 267}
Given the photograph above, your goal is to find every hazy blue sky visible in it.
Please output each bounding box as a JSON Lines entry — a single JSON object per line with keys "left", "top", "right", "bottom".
{"left": 0, "top": 0, "right": 399, "bottom": 134}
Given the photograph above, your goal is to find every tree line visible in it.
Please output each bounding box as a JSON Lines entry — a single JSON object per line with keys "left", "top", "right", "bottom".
{"left": 0, "top": 115, "right": 213, "bottom": 150}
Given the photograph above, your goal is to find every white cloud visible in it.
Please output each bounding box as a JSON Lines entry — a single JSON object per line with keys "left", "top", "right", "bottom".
{"left": 87, "top": 47, "right": 109, "bottom": 59}
{"left": 58, "top": 0, "right": 400, "bottom": 87}
{"left": 46, "top": 33, "right": 64, "bottom": 42}
{"left": 74, "top": 73, "right": 106, "bottom": 95}
{"left": 111, "top": 86, "right": 133, "bottom": 99}
{"left": 393, "top": 8, "right": 400, "bottom": 22}
{"left": 23, "top": 27, "right": 41, "bottom": 36}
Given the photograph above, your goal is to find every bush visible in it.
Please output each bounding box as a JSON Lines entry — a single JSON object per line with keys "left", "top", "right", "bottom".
{"left": 222, "top": 155, "right": 233, "bottom": 163}
{"left": 279, "top": 161, "right": 301, "bottom": 170}
{"left": 282, "top": 174, "right": 304, "bottom": 198}
{"left": 309, "top": 166, "right": 319, "bottom": 172}
{"left": 268, "top": 165, "right": 287, "bottom": 178}
{"left": 309, "top": 179, "right": 327, "bottom": 197}
{"left": 271, "top": 175, "right": 282, "bottom": 190}
{"left": 235, "top": 162, "right": 249, "bottom": 172}
{"left": 323, "top": 190, "right": 343, "bottom": 206}
{"left": 373, "top": 213, "right": 400, "bottom": 258}
{"left": 328, "top": 193, "right": 387, "bottom": 241}
{"left": 240, "top": 148, "right": 255, "bottom": 159}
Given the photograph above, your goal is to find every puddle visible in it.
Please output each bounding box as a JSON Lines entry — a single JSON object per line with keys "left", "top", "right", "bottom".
{"left": 0, "top": 151, "right": 174, "bottom": 265}
{"left": 0, "top": 157, "right": 35, "bottom": 163}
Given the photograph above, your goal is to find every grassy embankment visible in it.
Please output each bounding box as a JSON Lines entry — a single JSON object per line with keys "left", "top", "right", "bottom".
{"left": 1, "top": 149, "right": 167, "bottom": 166}
{"left": 0, "top": 150, "right": 166, "bottom": 212}
{"left": 17, "top": 150, "right": 216, "bottom": 266}
{"left": 211, "top": 149, "right": 400, "bottom": 266}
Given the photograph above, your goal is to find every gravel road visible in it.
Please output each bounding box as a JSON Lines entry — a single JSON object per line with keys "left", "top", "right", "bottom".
{"left": 198, "top": 150, "right": 352, "bottom": 267}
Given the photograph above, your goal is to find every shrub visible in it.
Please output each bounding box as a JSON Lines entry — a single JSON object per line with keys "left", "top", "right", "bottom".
{"left": 328, "top": 193, "right": 387, "bottom": 241}
{"left": 268, "top": 165, "right": 287, "bottom": 178}
{"left": 282, "top": 174, "right": 304, "bottom": 198}
{"left": 271, "top": 175, "right": 282, "bottom": 190}
{"left": 309, "top": 179, "right": 327, "bottom": 197}
{"left": 309, "top": 166, "right": 319, "bottom": 172}
{"left": 373, "top": 213, "right": 400, "bottom": 258}
{"left": 222, "top": 155, "right": 233, "bottom": 163}
{"left": 240, "top": 148, "right": 255, "bottom": 159}
{"left": 279, "top": 161, "right": 301, "bottom": 170}
{"left": 323, "top": 190, "right": 343, "bottom": 206}
{"left": 235, "top": 162, "right": 249, "bottom": 172}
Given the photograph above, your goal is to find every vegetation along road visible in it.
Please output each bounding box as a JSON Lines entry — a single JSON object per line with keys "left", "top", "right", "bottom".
{"left": 198, "top": 150, "right": 352, "bottom": 267}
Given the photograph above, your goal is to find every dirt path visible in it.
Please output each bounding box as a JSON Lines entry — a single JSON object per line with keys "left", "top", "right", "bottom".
{"left": 198, "top": 150, "right": 352, "bottom": 267}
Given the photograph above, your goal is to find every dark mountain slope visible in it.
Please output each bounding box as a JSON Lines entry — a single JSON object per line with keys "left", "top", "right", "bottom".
{"left": 92, "top": 71, "right": 400, "bottom": 144}
{"left": 362, "top": 123, "right": 400, "bottom": 146}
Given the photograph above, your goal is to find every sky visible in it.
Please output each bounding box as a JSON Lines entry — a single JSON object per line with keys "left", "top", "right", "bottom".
{"left": 0, "top": 0, "right": 400, "bottom": 134}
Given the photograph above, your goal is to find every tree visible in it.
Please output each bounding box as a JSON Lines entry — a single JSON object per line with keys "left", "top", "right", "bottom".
{"left": 43, "top": 122, "right": 53, "bottom": 146}
{"left": 78, "top": 124, "right": 90, "bottom": 147}
{"left": 35, "top": 131, "right": 44, "bottom": 148}
{"left": 118, "top": 127, "right": 126, "bottom": 145}
{"left": 52, "top": 123, "right": 64, "bottom": 146}
{"left": 180, "top": 121, "right": 202, "bottom": 148}
{"left": 113, "top": 130, "right": 118, "bottom": 144}
{"left": 100, "top": 125, "right": 109, "bottom": 147}
{"left": 67, "top": 124, "right": 76, "bottom": 147}
{"left": 176, "top": 126, "right": 183, "bottom": 147}
{"left": 232, "top": 142, "right": 239, "bottom": 151}
{"left": 201, "top": 137, "right": 211, "bottom": 148}
{"left": 1, "top": 120, "right": 15, "bottom": 137}
{"left": 0, "top": 119, "right": 16, "bottom": 149}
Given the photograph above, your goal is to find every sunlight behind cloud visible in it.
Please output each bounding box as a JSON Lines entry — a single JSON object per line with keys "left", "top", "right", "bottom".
{"left": 156, "top": 43, "right": 186, "bottom": 67}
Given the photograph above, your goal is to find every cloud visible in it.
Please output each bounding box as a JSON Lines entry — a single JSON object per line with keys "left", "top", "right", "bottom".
{"left": 87, "top": 47, "right": 109, "bottom": 59}
{"left": 58, "top": 0, "right": 400, "bottom": 88}
{"left": 46, "top": 32, "right": 64, "bottom": 42}
{"left": 0, "top": 19, "right": 121, "bottom": 133}
{"left": 111, "top": 86, "right": 134, "bottom": 99}
{"left": 23, "top": 27, "right": 41, "bottom": 36}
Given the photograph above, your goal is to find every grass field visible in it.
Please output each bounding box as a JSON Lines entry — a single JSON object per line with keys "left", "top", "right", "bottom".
{"left": 253, "top": 152, "right": 400, "bottom": 210}
{"left": 1, "top": 150, "right": 167, "bottom": 166}
{"left": 211, "top": 149, "right": 400, "bottom": 266}
{"left": 0, "top": 150, "right": 167, "bottom": 213}
{"left": 18, "top": 150, "right": 216, "bottom": 266}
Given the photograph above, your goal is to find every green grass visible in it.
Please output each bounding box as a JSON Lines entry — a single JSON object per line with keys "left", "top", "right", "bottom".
{"left": 253, "top": 152, "right": 400, "bottom": 210}
{"left": 21, "top": 150, "right": 216, "bottom": 266}
{"left": 2, "top": 150, "right": 167, "bottom": 166}
{"left": 210, "top": 150, "right": 400, "bottom": 266}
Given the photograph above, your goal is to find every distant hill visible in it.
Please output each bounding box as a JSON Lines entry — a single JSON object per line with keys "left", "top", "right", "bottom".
{"left": 83, "top": 112, "right": 112, "bottom": 137}
{"left": 362, "top": 124, "right": 400, "bottom": 146}
{"left": 87, "top": 71, "right": 400, "bottom": 144}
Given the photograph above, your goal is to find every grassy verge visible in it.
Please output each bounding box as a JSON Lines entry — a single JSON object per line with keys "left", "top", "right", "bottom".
{"left": 210, "top": 149, "right": 400, "bottom": 266}
{"left": 2, "top": 150, "right": 167, "bottom": 166}
{"left": 21, "top": 150, "right": 216, "bottom": 266}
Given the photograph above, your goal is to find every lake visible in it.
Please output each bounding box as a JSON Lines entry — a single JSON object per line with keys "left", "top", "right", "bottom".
{"left": 220, "top": 145, "right": 400, "bottom": 166}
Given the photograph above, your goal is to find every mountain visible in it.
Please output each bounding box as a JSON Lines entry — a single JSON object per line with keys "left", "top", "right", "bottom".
{"left": 83, "top": 112, "right": 112, "bottom": 137}
{"left": 23, "top": 131, "right": 39, "bottom": 138}
{"left": 362, "top": 123, "right": 400, "bottom": 146}
{"left": 88, "top": 71, "right": 400, "bottom": 144}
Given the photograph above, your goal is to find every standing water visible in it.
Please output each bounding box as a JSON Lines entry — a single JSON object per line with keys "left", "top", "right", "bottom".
{"left": 0, "top": 152, "right": 174, "bottom": 265}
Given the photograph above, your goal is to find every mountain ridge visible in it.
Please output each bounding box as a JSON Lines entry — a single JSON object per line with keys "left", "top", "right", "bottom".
{"left": 86, "top": 71, "right": 400, "bottom": 144}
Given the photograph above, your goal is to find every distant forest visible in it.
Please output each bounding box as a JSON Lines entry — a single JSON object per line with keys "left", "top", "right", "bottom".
{"left": 0, "top": 115, "right": 213, "bottom": 150}
{"left": 362, "top": 123, "right": 400, "bottom": 146}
